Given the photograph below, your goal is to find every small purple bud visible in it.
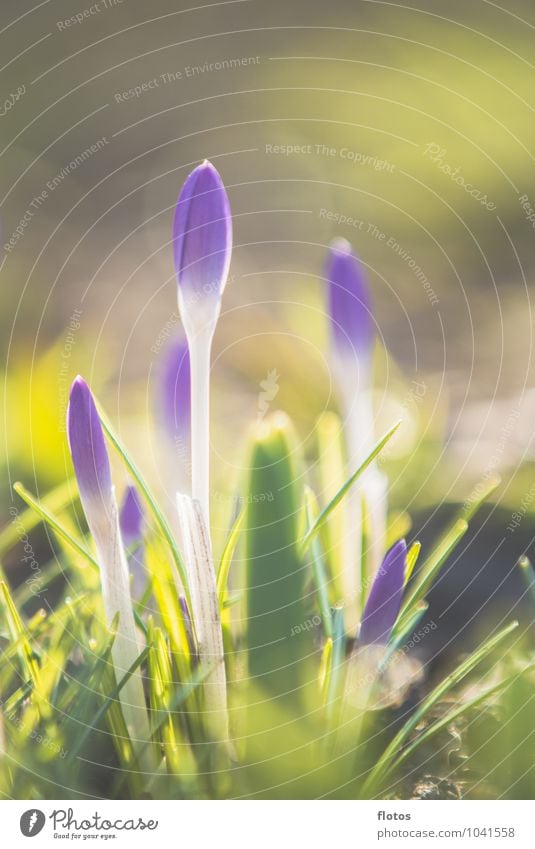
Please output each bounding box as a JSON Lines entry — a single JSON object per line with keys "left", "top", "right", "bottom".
{"left": 359, "top": 539, "right": 407, "bottom": 645}
{"left": 119, "top": 485, "right": 146, "bottom": 601}
{"left": 67, "top": 376, "right": 113, "bottom": 531}
{"left": 119, "top": 484, "right": 144, "bottom": 549}
{"left": 325, "top": 238, "right": 374, "bottom": 365}
{"left": 173, "top": 160, "right": 232, "bottom": 329}
{"left": 159, "top": 338, "right": 191, "bottom": 448}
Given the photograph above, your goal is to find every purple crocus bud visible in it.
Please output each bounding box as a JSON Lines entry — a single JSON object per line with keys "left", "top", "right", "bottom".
{"left": 173, "top": 159, "right": 232, "bottom": 335}
{"left": 325, "top": 237, "right": 374, "bottom": 371}
{"left": 359, "top": 539, "right": 407, "bottom": 645}
{"left": 159, "top": 338, "right": 191, "bottom": 452}
{"left": 67, "top": 376, "right": 113, "bottom": 540}
{"left": 119, "top": 484, "right": 144, "bottom": 550}
{"left": 119, "top": 484, "right": 146, "bottom": 600}
{"left": 67, "top": 377, "right": 151, "bottom": 752}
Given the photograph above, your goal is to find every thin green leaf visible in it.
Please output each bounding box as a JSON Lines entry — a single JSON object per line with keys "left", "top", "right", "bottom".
{"left": 386, "top": 600, "right": 429, "bottom": 663}
{"left": 518, "top": 556, "right": 535, "bottom": 609}
{"left": 98, "top": 409, "right": 188, "bottom": 595}
{"left": 389, "top": 659, "right": 535, "bottom": 778}
{"left": 399, "top": 519, "right": 468, "bottom": 622}
{"left": 325, "top": 605, "right": 346, "bottom": 730}
{"left": 13, "top": 482, "right": 98, "bottom": 571}
{"left": 0, "top": 478, "right": 79, "bottom": 556}
{"left": 361, "top": 621, "right": 519, "bottom": 796}
{"left": 68, "top": 645, "right": 150, "bottom": 760}
{"left": 301, "top": 421, "right": 401, "bottom": 552}
{"left": 459, "top": 474, "right": 501, "bottom": 522}
{"left": 305, "top": 487, "right": 333, "bottom": 638}
{"left": 0, "top": 581, "right": 41, "bottom": 688}
{"left": 216, "top": 507, "right": 245, "bottom": 604}
{"left": 404, "top": 541, "right": 421, "bottom": 586}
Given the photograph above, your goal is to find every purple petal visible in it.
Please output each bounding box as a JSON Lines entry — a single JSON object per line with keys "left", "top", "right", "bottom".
{"left": 158, "top": 338, "right": 191, "bottom": 447}
{"left": 359, "top": 539, "right": 407, "bottom": 645}
{"left": 173, "top": 160, "right": 232, "bottom": 304}
{"left": 119, "top": 485, "right": 146, "bottom": 600}
{"left": 119, "top": 485, "right": 144, "bottom": 549}
{"left": 67, "top": 376, "right": 112, "bottom": 520}
{"left": 325, "top": 238, "right": 374, "bottom": 362}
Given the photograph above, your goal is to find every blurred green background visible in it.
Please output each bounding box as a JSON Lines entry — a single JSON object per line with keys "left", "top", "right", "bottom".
{"left": 2, "top": 0, "right": 535, "bottom": 536}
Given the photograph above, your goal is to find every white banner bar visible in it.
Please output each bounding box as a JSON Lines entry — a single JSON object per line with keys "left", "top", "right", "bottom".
{"left": 1, "top": 800, "right": 534, "bottom": 848}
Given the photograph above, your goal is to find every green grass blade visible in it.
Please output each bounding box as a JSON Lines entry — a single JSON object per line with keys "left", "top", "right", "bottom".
{"left": 216, "top": 507, "right": 245, "bottom": 604}
{"left": 13, "top": 482, "right": 98, "bottom": 571}
{"left": 404, "top": 541, "right": 421, "bottom": 586}
{"left": 386, "top": 600, "right": 429, "bottom": 660}
{"left": 98, "top": 409, "right": 187, "bottom": 593}
{"left": 518, "top": 556, "right": 535, "bottom": 609}
{"left": 0, "top": 581, "right": 41, "bottom": 688}
{"left": 361, "top": 620, "right": 519, "bottom": 796}
{"left": 68, "top": 645, "right": 151, "bottom": 761}
{"left": 460, "top": 473, "right": 501, "bottom": 522}
{"left": 0, "top": 478, "right": 79, "bottom": 556}
{"left": 399, "top": 518, "right": 468, "bottom": 622}
{"left": 389, "top": 659, "right": 535, "bottom": 778}
{"left": 301, "top": 421, "right": 400, "bottom": 552}
{"left": 305, "top": 487, "right": 333, "bottom": 639}
{"left": 325, "top": 605, "right": 346, "bottom": 730}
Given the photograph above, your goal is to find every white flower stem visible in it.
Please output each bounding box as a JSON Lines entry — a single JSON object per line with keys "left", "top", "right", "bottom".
{"left": 176, "top": 494, "right": 229, "bottom": 744}
{"left": 94, "top": 495, "right": 152, "bottom": 766}
{"left": 189, "top": 326, "right": 214, "bottom": 530}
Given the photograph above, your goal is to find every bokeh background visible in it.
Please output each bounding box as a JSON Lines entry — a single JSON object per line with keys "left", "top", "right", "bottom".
{"left": 2, "top": 0, "right": 535, "bottom": 556}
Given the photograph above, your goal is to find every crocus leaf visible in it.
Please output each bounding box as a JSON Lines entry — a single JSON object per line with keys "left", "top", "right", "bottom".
{"left": 301, "top": 420, "right": 400, "bottom": 551}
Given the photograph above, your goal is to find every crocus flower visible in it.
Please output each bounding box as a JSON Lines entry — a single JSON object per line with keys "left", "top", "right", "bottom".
{"left": 158, "top": 338, "right": 191, "bottom": 494}
{"left": 67, "top": 377, "right": 150, "bottom": 749}
{"left": 342, "top": 538, "right": 423, "bottom": 712}
{"left": 173, "top": 160, "right": 232, "bottom": 337}
{"left": 119, "top": 484, "right": 146, "bottom": 601}
{"left": 67, "top": 376, "right": 113, "bottom": 539}
{"left": 173, "top": 160, "right": 232, "bottom": 528}
{"left": 325, "top": 238, "right": 388, "bottom": 627}
{"left": 327, "top": 237, "right": 374, "bottom": 376}
{"left": 325, "top": 237, "right": 375, "bottom": 453}
{"left": 359, "top": 539, "right": 407, "bottom": 645}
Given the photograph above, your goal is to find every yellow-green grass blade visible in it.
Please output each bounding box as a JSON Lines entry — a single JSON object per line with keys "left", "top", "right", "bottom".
{"left": 301, "top": 422, "right": 401, "bottom": 552}
{"left": 13, "top": 482, "right": 98, "bottom": 571}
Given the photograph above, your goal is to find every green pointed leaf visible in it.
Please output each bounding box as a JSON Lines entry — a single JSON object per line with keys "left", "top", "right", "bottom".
{"left": 301, "top": 421, "right": 401, "bottom": 552}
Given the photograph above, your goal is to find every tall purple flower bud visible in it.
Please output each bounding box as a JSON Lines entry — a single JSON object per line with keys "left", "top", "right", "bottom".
{"left": 67, "top": 377, "right": 150, "bottom": 750}
{"left": 158, "top": 338, "right": 191, "bottom": 494}
{"left": 325, "top": 239, "right": 388, "bottom": 629}
{"left": 173, "top": 160, "right": 232, "bottom": 528}
{"left": 327, "top": 237, "right": 374, "bottom": 379}
{"left": 325, "top": 238, "right": 375, "bottom": 448}
{"left": 359, "top": 540, "right": 407, "bottom": 645}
